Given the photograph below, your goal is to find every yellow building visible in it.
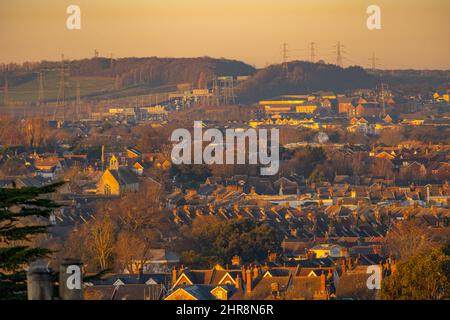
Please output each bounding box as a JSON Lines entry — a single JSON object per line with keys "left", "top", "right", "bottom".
{"left": 310, "top": 244, "right": 347, "bottom": 258}
{"left": 263, "top": 105, "right": 293, "bottom": 115}
{"left": 164, "top": 287, "right": 200, "bottom": 300}
{"left": 126, "top": 147, "right": 142, "bottom": 159}
{"left": 295, "top": 105, "right": 318, "bottom": 114}
{"left": 433, "top": 92, "right": 450, "bottom": 102}
{"left": 259, "top": 96, "right": 321, "bottom": 115}
{"left": 97, "top": 155, "right": 139, "bottom": 195}
{"left": 321, "top": 93, "right": 337, "bottom": 100}
{"left": 249, "top": 120, "right": 263, "bottom": 128}
{"left": 260, "top": 98, "right": 304, "bottom": 115}
{"left": 401, "top": 119, "right": 425, "bottom": 126}
{"left": 249, "top": 117, "right": 319, "bottom": 129}
{"left": 299, "top": 119, "right": 320, "bottom": 129}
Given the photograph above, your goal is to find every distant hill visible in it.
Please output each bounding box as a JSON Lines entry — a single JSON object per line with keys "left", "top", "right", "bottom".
{"left": 68, "top": 57, "right": 256, "bottom": 88}
{"left": 237, "top": 61, "right": 377, "bottom": 103}
{"left": 1, "top": 57, "right": 448, "bottom": 105}
{"left": 371, "top": 69, "right": 450, "bottom": 95}
{"left": 0, "top": 57, "right": 256, "bottom": 104}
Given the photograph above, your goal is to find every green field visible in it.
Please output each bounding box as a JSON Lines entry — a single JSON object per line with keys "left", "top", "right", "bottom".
{"left": 0, "top": 72, "right": 115, "bottom": 104}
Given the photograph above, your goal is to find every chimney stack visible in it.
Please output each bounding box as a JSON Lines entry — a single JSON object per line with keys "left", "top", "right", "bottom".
{"left": 268, "top": 252, "right": 278, "bottom": 263}
{"left": 320, "top": 273, "right": 326, "bottom": 292}
{"left": 391, "top": 259, "right": 397, "bottom": 274}
{"left": 27, "top": 261, "right": 53, "bottom": 300}
{"left": 341, "top": 259, "right": 346, "bottom": 273}
{"left": 252, "top": 265, "right": 260, "bottom": 280}
{"left": 235, "top": 274, "right": 242, "bottom": 290}
{"left": 231, "top": 255, "right": 241, "bottom": 266}
{"left": 59, "top": 258, "right": 83, "bottom": 300}
{"left": 241, "top": 266, "right": 246, "bottom": 281}
{"left": 171, "top": 267, "right": 178, "bottom": 286}
{"left": 347, "top": 257, "right": 352, "bottom": 270}
{"left": 245, "top": 268, "right": 252, "bottom": 293}
{"left": 271, "top": 282, "right": 280, "bottom": 298}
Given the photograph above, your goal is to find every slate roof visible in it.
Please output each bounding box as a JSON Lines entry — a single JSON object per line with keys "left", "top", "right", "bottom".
{"left": 144, "top": 249, "right": 180, "bottom": 262}
{"left": 109, "top": 167, "right": 139, "bottom": 186}
{"left": 335, "top": 270, "right": 377, "bottom": 300}
{"left": 88, "top": 273, "right": 169, "bottom": 286}
{"left": 172, "top": 285, "right": 217, "bottom": 300}
{"left": 85, "top": 284, "right": 166, "bottom": 300}
{"left": 285, "top": 276, "right": 324, "bottom": 300}
{"left": 231, "top": 276, "right": 291, "bottom": 300}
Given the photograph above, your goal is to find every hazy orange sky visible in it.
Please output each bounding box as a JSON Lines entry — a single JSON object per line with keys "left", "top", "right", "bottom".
{"left": 1, "top": 0, "right": 449, "bottom": 69}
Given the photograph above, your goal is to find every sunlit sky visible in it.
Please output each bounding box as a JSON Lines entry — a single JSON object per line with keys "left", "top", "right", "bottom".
{"left": 0, "top": 0, "right": 449, "bottom": 69}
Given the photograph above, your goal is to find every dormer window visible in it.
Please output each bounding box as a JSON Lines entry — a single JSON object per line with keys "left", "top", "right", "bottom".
{"left": 113, "top": 279, "right": 124, "bottom": 286}
{"left": 145, "top": 278, "right": 157, "bottom": 285}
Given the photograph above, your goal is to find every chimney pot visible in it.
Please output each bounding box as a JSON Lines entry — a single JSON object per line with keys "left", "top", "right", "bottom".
{"left": 245, "top": 269, "right": 252, "bottom": 293}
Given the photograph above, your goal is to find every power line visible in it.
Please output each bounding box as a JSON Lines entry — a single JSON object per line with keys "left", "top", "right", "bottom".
{"left": 110, "top": 53, "right": 114, "bottom": 70}
{"left": 281, "top": 42, "right": 289, "bottom": 77}
{"left": 335, "top": 41, "right": 344, "bottom": 68}
{"left": 114, "top": 74, "right": 121, "bottom": 90}
{"left": 212, "top": 76, "right": 236, "bottom": 106}
{"left": 57, "top": 54, "right": 66, "bottom": 107}
{"left": 379, "top": 79, "right": 387, "bottom": 118}
{"left": 3, "top": 77, "right": 8, "bottom": 106}
{"left": 76, "top": 80, "right": 81, "bottom": 120}
{"left": 369, "top": 52, "right": 381, "bottom": 71}
{"left": 224, "top": 77, "right": 236, "bottom": 105}
{"left": 309, "top": 42, "right": 316, "bottom": 63}
{"left": 56, "top": 54, "right": 70, "bottom": 120}
{"left": 37, "top": 71, "right": 45, "bottom": 104}
{"left": 212, "top": 78, "right": 220, "bottom": 106}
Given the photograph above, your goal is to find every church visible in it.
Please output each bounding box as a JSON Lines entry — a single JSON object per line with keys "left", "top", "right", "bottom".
{"left": 97, "top": 155, "right": 139, "bottom": 196}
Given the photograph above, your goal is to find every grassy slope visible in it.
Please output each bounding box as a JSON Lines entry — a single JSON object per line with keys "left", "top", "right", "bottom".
{"left": 0, "top": 72, "right": 114, "bottom": 104}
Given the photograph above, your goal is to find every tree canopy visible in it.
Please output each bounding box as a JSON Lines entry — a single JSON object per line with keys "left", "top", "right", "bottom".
{"left": 177, "top": 217, "right": 283, "bottom": 267}
{"left": 380, "top": 245, "right": 450, "bottom": 300}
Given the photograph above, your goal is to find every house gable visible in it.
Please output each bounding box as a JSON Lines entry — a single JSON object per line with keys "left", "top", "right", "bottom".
{"left": 113, "top": 279, "right": 125, "bottom": 286}
{"left": 211, "top": 286, "right": 228, "bottom": 300}
{"left": 164, "top": 288, "right": 198, "bottom": 300}
{"left": 218, "top": 273, "right": 236, "bottom": 286}
{"left": 174, "top": 273, "right": 194, "bottom": 287}
{"left": 145, "top": 278, "right": 158, "bottom": 285}
{"left": 97, "top": 169, "right": 120, "bottom": 195}
{"left": 308, "top": 271, "right": 319, "bottom": 277}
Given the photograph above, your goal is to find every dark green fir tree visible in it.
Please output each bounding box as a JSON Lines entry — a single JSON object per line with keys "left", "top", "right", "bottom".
{"left": 0, "top": 183, "right": 62, "bottom": 300}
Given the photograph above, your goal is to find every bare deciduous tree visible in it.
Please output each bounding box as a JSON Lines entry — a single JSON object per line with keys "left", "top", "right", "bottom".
{"left": 88, "top": 215, "right": 115, "bottom": 270}
{"left": 385, "top": 219, "right": 434, "bottom": 260}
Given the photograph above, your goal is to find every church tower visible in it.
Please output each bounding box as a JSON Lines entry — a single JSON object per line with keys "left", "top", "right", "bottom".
{"left": 109, "top": 155, "right": 119, "bottom": 170}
